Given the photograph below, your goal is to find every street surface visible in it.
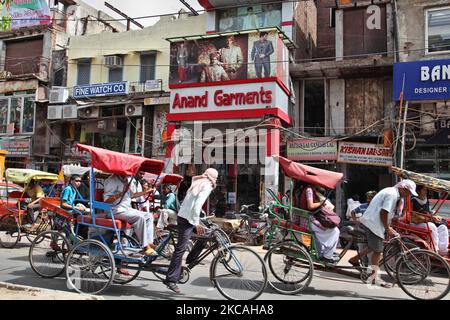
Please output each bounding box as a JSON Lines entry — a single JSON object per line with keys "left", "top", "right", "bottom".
{"left": 0, "top": 238, "right": 436, "bottom": 301}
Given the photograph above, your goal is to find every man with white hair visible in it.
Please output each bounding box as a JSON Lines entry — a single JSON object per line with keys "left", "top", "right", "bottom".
{"left": 348, "top": 179, "right": 418, "bottom": 287}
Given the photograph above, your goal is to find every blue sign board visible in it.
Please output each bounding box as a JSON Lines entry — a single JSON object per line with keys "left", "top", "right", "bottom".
{"left": 73, "top": 82, "right": 128, "bottom": 99}
{"left": 393, "top": 59, "right": 450, "bottom": 101}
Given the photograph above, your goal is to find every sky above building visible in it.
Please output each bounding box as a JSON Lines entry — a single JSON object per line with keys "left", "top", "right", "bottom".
{"left": 86, "top": 0, "right": 204, "bottom": 29}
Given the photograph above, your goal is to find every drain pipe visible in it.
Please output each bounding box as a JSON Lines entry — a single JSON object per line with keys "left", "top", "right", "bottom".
{"left": 392, "top": 0, "right": 400, "bottom": 62}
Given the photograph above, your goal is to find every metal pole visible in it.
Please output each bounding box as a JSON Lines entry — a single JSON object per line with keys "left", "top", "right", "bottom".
{"left": 399, "top": 101, "right": 409, "bottom": 170}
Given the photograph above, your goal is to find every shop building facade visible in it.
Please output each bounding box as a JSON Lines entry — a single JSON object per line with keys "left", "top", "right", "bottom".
{"left": 289, "top": 0, "right": 397, "bottom": 216}
{"left": 0, "top": 0, "right": 125, "bottom": 171}
{"left": 395, "top": 0, "right": 450, "bottom": 181}
{"left": 167, "top": 0, "right": 297, "bottom": 212}
{"left": 47, "top": 12, "right": 206, "bottom": 167}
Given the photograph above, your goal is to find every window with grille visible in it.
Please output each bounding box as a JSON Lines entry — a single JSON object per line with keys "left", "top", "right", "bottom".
{"left": 109, "top": 67, "right": 123, "bottom": 82}
{"left": 77, "top": 59, "right": 91, "bottom": 85}
{"left": 140, "top": 53, "right": 156, "bottom": 82}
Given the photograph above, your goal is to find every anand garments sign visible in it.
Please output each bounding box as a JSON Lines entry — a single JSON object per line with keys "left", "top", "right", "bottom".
{"left": 393, "top": 59, "right": 450, "bottom": 101}
{"left": 170, "top": 81, "right": 289, "bottom": 115}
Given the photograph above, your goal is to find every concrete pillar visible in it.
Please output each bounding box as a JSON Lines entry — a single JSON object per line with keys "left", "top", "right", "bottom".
{"left": 165, "top": 123, "right": 177, "bottom": 174}
{"left": 329, "top": 79, "right": 345, "bottom": 136}
{"left": 264, "top": 118, "right": 281, "bottom": 207}
{"left": 335, "top": 10, "right": 344, "bottom": 61}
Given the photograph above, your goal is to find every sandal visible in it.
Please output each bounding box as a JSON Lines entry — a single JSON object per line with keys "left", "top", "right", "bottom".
{"left": 348, "top": 259, "right": 360, "bottom": 267}
{"left": 370, "top": 279, "right": 393, "bottom": 288}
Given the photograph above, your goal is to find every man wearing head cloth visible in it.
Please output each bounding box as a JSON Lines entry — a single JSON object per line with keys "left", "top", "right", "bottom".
{"left": 164, "top": 168, "right": 218, "bottom": 294}
{"left": 348, "top": 180, "right": 418, "bottom": 288}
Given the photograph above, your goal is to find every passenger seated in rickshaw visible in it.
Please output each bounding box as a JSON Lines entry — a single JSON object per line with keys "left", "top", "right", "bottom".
{"left": 411, "top": 185, "right": 449, "bottom": 257}
{"left": 104, "top": 174, "right": 157, "bottom": 256}
{"left": 350, "top": 191, "right": 377, "bottom": 223}
{"left": 23, "top": 179, "right": 45, "bottom": 228}
{"left": 60, "top": 175, "right": 89, "bottom": 213}
{"left": 156, "top": 184, "right": 178, "bottom": 232}
{"left": 299, "top": 185, "right": 340, "bottom": 264}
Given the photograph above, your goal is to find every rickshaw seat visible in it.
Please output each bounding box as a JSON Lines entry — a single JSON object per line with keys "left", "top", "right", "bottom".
{"left": 76, "top": 215, "right": 132, "bottom": 230}
{"left": 8, "top": 191, "right": 24, "bottom": 199}
{"left": 392, "top": 219, "right": 432, "bottom": 237}
{"left": 272, "top": 218, "right": 310, "bottom": 234}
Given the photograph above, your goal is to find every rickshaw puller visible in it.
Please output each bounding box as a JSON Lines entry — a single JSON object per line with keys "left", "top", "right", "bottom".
{"left": 348, "top": 180, "right": 417, "bottom": 287}
{"left": 23, "top": 179, "right": 45, "bottom": 229}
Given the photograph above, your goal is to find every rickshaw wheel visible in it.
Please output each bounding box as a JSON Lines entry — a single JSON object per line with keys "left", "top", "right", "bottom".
{"left": 262, "top": 227, "right": 287, "bottom": 249}
{"left": 0, "top": 214, "right": 20, "bottom": 249}
{"left": 65, "top": 239, "right": 115, "bottom": 295}
{"left": 210, "top": 245, "right": 267, "bottom": 300}
{"left": 111, "top": 235, "right": 142, "bottom": 285}
{"left": 382, "top": 238, "right": 419, "bottom": 280}
{"left": 29, "top": 230, "right": 70, "bottom": 278}
{"left": 264, "top": 241, "right": 314, "bottom": 295}
{"left": 179, "top": 266, "right": 190, "bottom": 284}
{"left": 396, "top": 249, "right": 450, "bottom": 300}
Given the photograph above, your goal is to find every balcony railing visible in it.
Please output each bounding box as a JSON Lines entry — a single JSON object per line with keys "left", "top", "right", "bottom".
{"left": 3, "top": 56, "right": 50, "bottom": 80}
{"left": 51, "top": 9, "right": 67, "bottom": 31}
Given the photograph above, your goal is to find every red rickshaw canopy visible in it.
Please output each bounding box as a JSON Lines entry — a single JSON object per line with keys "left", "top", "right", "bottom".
{"left": 76, "top": 144, "right": 165, "bottom": 176}
{"left": 143, "top": 173, "right": 184, "bottom": 187}
{"left": 276, "top": 156, "right": 343, "bottom": 189}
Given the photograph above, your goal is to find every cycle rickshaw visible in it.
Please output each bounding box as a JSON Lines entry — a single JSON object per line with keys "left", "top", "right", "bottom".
{"left": 264, "top": 156, "right": 450, "bottom": 300}
{"left": 29, "top": 144, "right": 267, "bottom": 300}
{"left": 390, "top": 167, "right": 450, "bottom": 257}
{"left": 0, "top": 169, "right": 59, "bottom": 248}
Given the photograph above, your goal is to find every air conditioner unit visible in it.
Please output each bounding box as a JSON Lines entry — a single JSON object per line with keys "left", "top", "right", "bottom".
{"left": 79, "top": 106, "right": 100, "bottom": 118}
{"left": 125, "top": 104, "right": 143, "bottom": 117}
{"left": 47, "top": 105, "right": 63, "bottom": 120}
{"left": 62, "top": 105, "right": 78, "bottom": 119}
{"left": 104, "top": 55, "right": 123, "bottom": 67}
{"left": 49, "top": 87, "right": 69, "bottom": 103}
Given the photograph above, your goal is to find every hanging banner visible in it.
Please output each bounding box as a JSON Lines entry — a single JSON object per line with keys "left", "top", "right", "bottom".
{"left": 2, "top": 0, "right": 51, "bottom": 31}
{"left": 287, "top": 137, "right": 337, "bottom": 161}
{"left": 337, "top": 141, "right": 392, "bottom": 167}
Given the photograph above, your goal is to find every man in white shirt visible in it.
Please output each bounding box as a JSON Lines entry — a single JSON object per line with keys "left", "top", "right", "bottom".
{"left": 103, "top": 174, "right": 156, "bottom": 256}
{"left": 348, "top": 180, "right": 418, "bottom": 287}
{"left": 164, "top": 168, "right": 218, "bottom": 294}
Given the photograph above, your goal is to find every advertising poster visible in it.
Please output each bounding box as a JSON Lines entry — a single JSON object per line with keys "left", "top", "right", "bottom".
{"left": 217, "top": 3, "right": 282, "bottom": 32}
{"left": 1, "top": 0, "right": 51, "bottom": 30}
{"left": 169, "top": 30, "right": 279, "bottom": 85}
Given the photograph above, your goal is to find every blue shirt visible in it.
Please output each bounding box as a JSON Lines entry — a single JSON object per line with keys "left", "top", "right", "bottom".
{"left": 60, "top": 185, "right": 83, "bottom": 212}
{"left": 354, "top": 203, "right": 369, "bottom": 217}
{"left": 163, "top": 192, "right": 178, "bottom": 211}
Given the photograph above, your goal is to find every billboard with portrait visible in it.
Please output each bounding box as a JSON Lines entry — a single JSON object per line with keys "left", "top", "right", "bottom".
{"left": 217, "top": 3, "right": 282, "bottom": 32}
{"left": 169, "top": 30, "right": 281, "bottom": 86}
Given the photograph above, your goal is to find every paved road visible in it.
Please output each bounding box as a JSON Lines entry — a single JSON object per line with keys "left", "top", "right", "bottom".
{"left": 0, "top": 238, "right": 429, "bottom": 301}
